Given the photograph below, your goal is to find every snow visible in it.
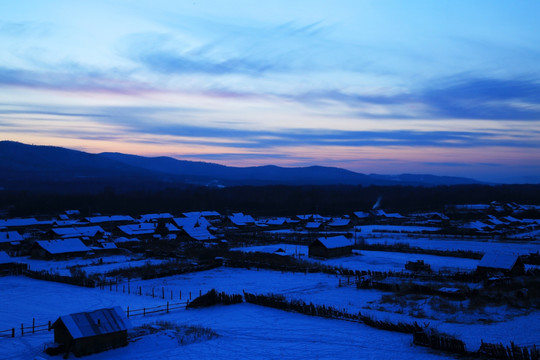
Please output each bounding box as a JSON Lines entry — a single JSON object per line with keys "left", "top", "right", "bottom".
{"left": 363, "top": 236, "right": 540, "bottom": 255}
{"left": 0, "top": 231, "right": 24, "bottom": 243}
{"left": 478, "top": 252, "right": 520, "bottom": 270}
{"left": 357, "top": 225, "right": 441, "bottom": 233}
{"left": 232, "top": 244, "right": 479, "bottom": 272}
{"left": 13, "top": 255, "right": 167, "bottom": 276}
{"left": 0, "top": 276, "right": 455, "bottom": 360}
{"left": 35, "top": 239, "right": 91, "bottom": 255}
{"left": 316, "top": 236, "right": 354, "bottom": 249}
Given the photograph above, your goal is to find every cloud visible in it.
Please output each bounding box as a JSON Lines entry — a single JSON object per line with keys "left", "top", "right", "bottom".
{"left": 291, "top": 75, "right": 540, "bottom": 121}
{"left": 0, "top": 21, "right": 51, "bottom": 37}
{"left": 0, "top": 66, "right": 154, "bottom": 95}
{"left": 421, "top": 76, "right": 540, "bottom": 120}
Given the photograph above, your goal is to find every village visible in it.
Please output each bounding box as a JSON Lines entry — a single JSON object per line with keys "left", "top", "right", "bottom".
{"left": 1, "top": 201, "right": 540, "bottom": 359}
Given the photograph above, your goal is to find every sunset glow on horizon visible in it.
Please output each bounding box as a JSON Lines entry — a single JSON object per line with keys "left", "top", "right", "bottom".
{"left": 1, "top": 1, "right": 540, "bottom": 183}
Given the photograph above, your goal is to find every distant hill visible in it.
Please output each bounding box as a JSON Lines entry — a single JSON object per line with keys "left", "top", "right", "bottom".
{"left": 0, "top": 141, "right": 482, "bottom": 192}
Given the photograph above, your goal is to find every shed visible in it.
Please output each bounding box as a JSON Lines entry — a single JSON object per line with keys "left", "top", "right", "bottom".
{"left": 52, "top": 306, "right": 131, "bottom": 357}
{"left": 309, "top": 235, "right": 354, "bottom": 258}
{"left": 477, "top": 252, "right": 525, "bottom": 277}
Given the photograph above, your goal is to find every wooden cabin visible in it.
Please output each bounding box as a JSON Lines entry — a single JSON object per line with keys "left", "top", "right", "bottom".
{"left": 52, "top": 306, "right": 131, "bottom": 357}
{"left": 309, "top": 235, "right": 354, "bottom": 258}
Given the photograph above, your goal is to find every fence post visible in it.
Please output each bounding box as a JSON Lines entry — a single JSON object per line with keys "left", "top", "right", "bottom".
{"left": 139, "top": 287, "right": 142, "bottom": 296}
{"left": 21, "top": 323, "right": 23, "bottom": 336}
{"left": 199, "top": 289, "right": 202, "bottom": 297}
{"left": 12, "top": 328, "right": 14, "bottom": 338}
{"left": 143, "top": 308, "right": 146, "bottom": 316}
{"left": 180, "top": 290, "right": 181, "bottom": 300}
{"left": 48, "top": 320, "right": 51, "bottom": 331}
{"left": 127, "top": 306, "right": 130, "bottom": 318}
{"left": 32, "top": 318, "right": 35, "bottom": 333}
{"left": 167, "top": 301, "right": 169, "bottom": 313}
{"left": 171, "top": 290, "right": 173, "bottom": 300}
{"left": 152, "top": 288, "right": 154, "bottom": 298}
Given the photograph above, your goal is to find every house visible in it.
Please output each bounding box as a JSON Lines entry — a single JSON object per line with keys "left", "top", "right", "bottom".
{"left": 49, "top": 226, "right": 106, "bottom": 242}
{"left": 116, "top": 223, "right": 157, "bottom": 239}
{"left": 32, "top": 239, "right": 91, "bottom": 259}
{"left": 174, "top": 215, "right": 216, "bottom": 241}
{"left": 52, "top": 307, "right": 131, "bottom": 357}
{"left": 327, "top": 218, "right": 351, "bottom": 229}
{"left": 0, "top": 231, "right": 24, "bottom": 250}
{"left": 228, "top": 213, "right": 256, "bottom": 227}
{"left": 308, "top": 235, "right": 355, "bottom": 258}
{"left": 477, "top": 252, "right": 525, "bottom": 277}
{"left": 139, "top": 213, "right": 174, "bottom": 223}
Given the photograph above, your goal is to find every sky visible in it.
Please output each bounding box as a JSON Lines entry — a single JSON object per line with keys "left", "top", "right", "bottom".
{"left": 1, "top": 1, "right": 540, "bottom": 183}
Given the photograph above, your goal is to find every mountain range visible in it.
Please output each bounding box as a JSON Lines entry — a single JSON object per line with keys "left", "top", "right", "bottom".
{"left": 0, "top": 141, "right": 482, "bottom": 192}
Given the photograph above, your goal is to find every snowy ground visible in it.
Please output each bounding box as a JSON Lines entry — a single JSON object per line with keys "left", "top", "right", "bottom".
{"left": 0, "top": 276, "right": 455, "bottom": 360}
{"left": 131, "top": 267, "right": 540, "bottom": 351}
{"left": 363, "top": 236, "right": 540, "bottom": 255}
{"left": 232, "top": 244, "right": 479, "bottom": 272}
{"left": 12, "top": 255, "right": 168, "bottom": 276}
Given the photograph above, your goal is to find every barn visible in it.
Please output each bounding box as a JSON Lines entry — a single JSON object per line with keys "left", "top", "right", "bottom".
{"left": 52, "top": 306, "right": 131, "bottom": 357}
{"left": 309, "top": 235, "right": 355, "bottom": 258}
{"left": 476, "top": 252, "right": 525, "bottom": 277}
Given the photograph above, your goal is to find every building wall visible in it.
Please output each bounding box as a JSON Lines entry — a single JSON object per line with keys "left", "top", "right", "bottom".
{"left": 309, "top": 243, "right": 352, "bottom": 258}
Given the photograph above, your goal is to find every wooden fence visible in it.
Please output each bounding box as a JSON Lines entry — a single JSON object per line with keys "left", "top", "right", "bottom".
{"left": 0, "top": 301, "right": 188, "bottom": 339}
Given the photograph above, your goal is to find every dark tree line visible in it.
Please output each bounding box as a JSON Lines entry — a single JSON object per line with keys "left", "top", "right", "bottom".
{"left": 1, "top": 183, "right": 540, "bottom": 218}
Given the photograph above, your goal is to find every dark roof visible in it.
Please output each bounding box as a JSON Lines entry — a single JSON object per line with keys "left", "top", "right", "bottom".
{"left": 55, "top": 306, "right": 131, "bottom": 339}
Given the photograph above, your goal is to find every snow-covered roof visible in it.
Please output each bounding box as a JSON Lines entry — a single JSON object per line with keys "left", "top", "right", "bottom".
{"left": 183, "top": 211, "right": 221, "bottom": 218}
{"left": 229, "top": 213, "right": 255, "bottom": 226}
{"left": 200, "top": 211, "right": 221, "bottom": 217}
{"left": 53, "top": 220, "right": 80, "bottom": 227}
{"left": 478, "top": 252, "right": 520, "bottom": 270}
{"left": 315, "top": 235, "right": 355, "bottom": 249}
{"left": 139, "top": 213, "right": 174, "bottom": 222}
{"left": 35, "top": 239, "right": 90, "bottom": 255}
{"left": 117, "top": 223, "right": 157, "bottom": 236}
{"left": 174, "top": 216, "right": 212, "bottom": 229}
{"left": 328, "top": 218, "right": 350, "bottom": 227}
{"left": 0, "top": 218, "right": 41, "bottom": 228}
{"left": 183, "top": 226, "right": 216, "bottom": 241}
{"left": 0, "top": 231, "right": 24, "bottom": 243}
{"left": 464, "top": 221, "right": 494, "bottom": 231}
{"left": 454, "top": 204, "right": 490, "bottom": 210}
{"left": 52, "top": 226, "right": 105, "bottom": 239}
{"left": 305, "top": 222, "right": 321, "bottom": 229}
{"left": 353, "top": 211, "right": 371, "bottom": 218}
{"left": 372, "top": 210, "right": 404, "bottom": 218}
{"left": 55, "top": 306, "right": 131, "bottom": 340}
{"left": 100, "top": 242, "right": 118, "bottom": 250}
{"left": 487, "top": 215, "right": 506, "bottom": 226}
{"left": 85, "top": 215, "right": 134, "bottom": 224}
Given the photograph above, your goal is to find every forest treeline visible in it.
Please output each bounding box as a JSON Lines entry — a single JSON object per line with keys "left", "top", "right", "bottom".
{"left": 1, "top": 183, "right": 540, "bottom": 218}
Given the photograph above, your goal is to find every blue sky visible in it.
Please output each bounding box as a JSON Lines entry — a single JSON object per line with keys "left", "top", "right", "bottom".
{"left": 1, "top": 0, "right": 540, "bottom": 183}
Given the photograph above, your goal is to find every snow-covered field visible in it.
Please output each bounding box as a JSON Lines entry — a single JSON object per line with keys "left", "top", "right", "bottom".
{"left": 12, "top": 255, "right": 168, "bottom": 276}
{"left": 0, "top": 276, "right": 454, "bottom": 360}
{"left": 364, "top": 236, "right": 540, "bottom": 255}
{"left": 232, "top": 244, "right": 479, "bottom": 272}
